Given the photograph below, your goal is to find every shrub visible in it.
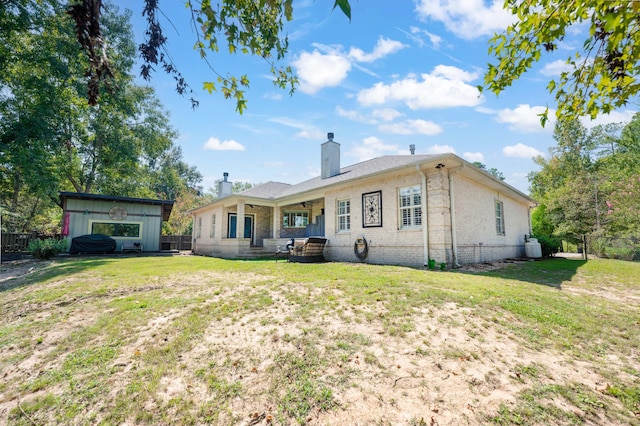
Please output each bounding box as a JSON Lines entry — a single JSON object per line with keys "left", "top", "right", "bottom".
{"left": 605, "top": 246, "right": 636, "bottom": 261}
{"left": 531, "top": 234, "right": 561, "bottom": 257}
{"left": 28, "top": 238, "right": 69, "bottom": 260}
{"left": 590, "top": 238, "right": 608, "bottom": 258}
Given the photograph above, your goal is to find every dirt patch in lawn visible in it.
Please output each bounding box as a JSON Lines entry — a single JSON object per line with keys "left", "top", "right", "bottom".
{"left": 0, "top": 258, "right": 51, "bottom": 287}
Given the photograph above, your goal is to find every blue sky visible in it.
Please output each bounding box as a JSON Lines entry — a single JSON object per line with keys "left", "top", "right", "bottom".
{"left": 112, "top": 0, "right": 636, "bottom": 195}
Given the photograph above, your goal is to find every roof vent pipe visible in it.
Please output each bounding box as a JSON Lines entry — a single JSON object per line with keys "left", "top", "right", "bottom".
{"left": 223, "top": 172, "right": 229, "bottom": 182}
{"left": 410, "top": 144, "right": 416, "bottom": 155}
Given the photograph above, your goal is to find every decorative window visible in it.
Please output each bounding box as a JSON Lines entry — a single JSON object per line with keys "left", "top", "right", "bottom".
{"left": 337, "top": 199, "right": 351, "bottom": 232}
{"left": 90, "top": 221, "right": 142, "bottom": 238}
{"left": 283, "top": 211, "right": 309, "bottom": 228}
{"left": 210, "top": 214, "right": 216, "bottom": 238}
{"left": 197, "top": 216, "right": 202, "bottom": 238}
{"left": 495, "top": 200, "right": 505, "bottom": 235}
{"left": 399, "top": 185, "right": 422, "bottom": 228}
{"left": 362, "top": 191, "right": 382, "bottom": 227}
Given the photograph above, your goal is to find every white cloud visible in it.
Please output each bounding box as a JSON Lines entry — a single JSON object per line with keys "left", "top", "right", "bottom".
{"left": 580, "top": 110, "right": 637, "bottom": 129}
{"left": 415, "top": 0, "right": 514, "bottom": 39}
{"left": 292, "top": 49, "right": 352, "bottom": 94}
{"left": 347, "top": 136, "right": 401, "bottom": 162}
{"left": 262, "top": 92, "right": 283, "bottom": 101}
{"left": 348, "top": 37, "right": 408, "bottom": 63}
{"left": 426, "top": 144, "right": 456, "bottom": 154}
{"left": 379, "top": 119, "right": 443, "bottom": 135}
{"left": 268, "top": 117, "right": 324, "bottom": 139}
{"left": 335, "top": 106, "right": 377, "bottom": 124}
{"left": 399, "top": 27, "right": 427, "bottom": 47}
{"left": 503, "top": 143, "right": 545, "bottom": 159}
{"left": 496, "top": 104, "right": 555, "bottom": 132}
{"left": 203, "top": 137, "right": 245, "bottom": 151}
{"left": 409, "top": 26, "right": 443, "bottom": 49}
{"left": 263, "top": 161, "right": 285, "bottom": 167}
{"left": 357, "top": 65, "right": 482, "bottom": 109}
{"left": 293, "top": 38, "right": 406, "bottom": 94}
{"left": 463, "top": 152, "right": 484, "bottom": 162}
{"left": 540, "top": 59, "right": 573, "bottom": 77}
{"left": 372, "top": 108, "right": 403, "bottom": 121}
{"left": 475, "top": 106, "right": 497, "bottom": 115}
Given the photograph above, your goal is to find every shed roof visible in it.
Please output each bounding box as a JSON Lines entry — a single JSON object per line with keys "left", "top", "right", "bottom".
{"left": 59, "top": 192, "right": 175, "bottom": 221}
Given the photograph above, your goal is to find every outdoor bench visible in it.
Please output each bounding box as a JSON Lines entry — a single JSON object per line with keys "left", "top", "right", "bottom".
{"left": 121, "top": 240, "right": 143, "bottom": 254}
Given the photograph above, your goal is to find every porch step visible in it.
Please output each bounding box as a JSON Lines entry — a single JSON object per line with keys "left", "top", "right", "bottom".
{"left": 236, "top": 246, "right": 276, "bottom": 259}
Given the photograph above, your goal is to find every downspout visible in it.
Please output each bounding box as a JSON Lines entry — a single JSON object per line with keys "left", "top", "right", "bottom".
{"left": 448, "top": 163, "right": 465, "bottom": 268}
{"left": 192, "top": 213, "right": 197, "bottom": 253}
{"left": 416, "top": 165, "right": 429, "bottom": 266}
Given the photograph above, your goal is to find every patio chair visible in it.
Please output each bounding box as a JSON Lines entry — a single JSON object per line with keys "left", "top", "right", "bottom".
{"left": 288, "top": 237, "right": 327, "bottom": 263}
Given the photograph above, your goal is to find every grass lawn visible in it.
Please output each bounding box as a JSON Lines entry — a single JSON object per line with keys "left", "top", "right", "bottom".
{"left": 0, "top": 255, "right": 639, "bottom": 425}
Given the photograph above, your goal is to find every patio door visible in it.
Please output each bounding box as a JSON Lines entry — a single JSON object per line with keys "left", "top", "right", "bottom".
{"left": 228, "top": 214, "right": 253, "bottom": 241}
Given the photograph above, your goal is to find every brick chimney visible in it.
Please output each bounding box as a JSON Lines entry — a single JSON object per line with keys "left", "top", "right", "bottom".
{"left": 321, "top": 132, "right": 340, "bottom": 179}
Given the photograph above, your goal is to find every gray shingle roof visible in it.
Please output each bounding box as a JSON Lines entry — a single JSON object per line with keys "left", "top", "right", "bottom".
{"left": 234, "top": 181, "right": 292, "bottom": 199}
{"left": 236, "top": 155, "right": 440, "bottom": 200}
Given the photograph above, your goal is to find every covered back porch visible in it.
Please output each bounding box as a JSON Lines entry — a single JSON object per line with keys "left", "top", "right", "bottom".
{"left": 196, "top": 196, "right": 326, "bottom": 259}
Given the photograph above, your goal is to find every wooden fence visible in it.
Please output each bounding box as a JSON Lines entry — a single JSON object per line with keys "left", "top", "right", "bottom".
{"left": 160, "top": 235, "right": 192, "bottom": 251}
{"left": 1, "top": 232, "right": 43, "bottom": 253}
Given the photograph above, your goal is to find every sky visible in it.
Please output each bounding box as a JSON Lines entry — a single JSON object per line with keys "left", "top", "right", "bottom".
{"left": 111, "top": 0, "right": 636, "bottom": 195}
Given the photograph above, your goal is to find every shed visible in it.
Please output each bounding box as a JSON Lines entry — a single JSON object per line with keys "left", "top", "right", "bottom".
{"left": 59, "top": 192, "right": 174, "bottom": 253}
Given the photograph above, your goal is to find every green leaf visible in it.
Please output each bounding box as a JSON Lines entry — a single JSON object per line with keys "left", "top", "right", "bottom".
{"left": 284, "top": 0, "right": 293, "bottom": 20}
{"left": 203, "top": 82, "right": 215, "bottom": 94}
{"left": 537, "top": 108, "right": 549, "bottom": 128}
{"left": 332, "top": 0, "right": 351, "bottom": 21}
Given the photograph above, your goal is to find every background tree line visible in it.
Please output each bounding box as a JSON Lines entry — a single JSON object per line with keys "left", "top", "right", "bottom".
{"left": 529, "top": 113, "right": 640, "bottom": 253}
{"left": 1, "top": 1, "right": 204, "bottom": 235}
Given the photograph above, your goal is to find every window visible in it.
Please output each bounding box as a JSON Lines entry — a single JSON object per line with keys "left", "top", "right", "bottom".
{"left": 210, "top": 214, "right": 216, "bottom": 238}
{"left": 197, "top": 216, "right": 202, "bottom": 238}
{"left": 283, "top": 211, "right": 309, "bottom": 228}
{"left": 337, "top": 199, "right": 351, "bottom": 232}
{"left": 90, "top": 221, "right": 141, "bottom": 238}
{"left": 399, "top": 185, "right": 422, "bottom": 228}
{"left": 495, "top": 200, "right": 505, "bottom": 235}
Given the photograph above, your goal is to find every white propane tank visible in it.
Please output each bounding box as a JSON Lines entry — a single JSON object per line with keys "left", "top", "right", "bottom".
{"left": 525, "top": 238, "right": 542, "bottom": 258}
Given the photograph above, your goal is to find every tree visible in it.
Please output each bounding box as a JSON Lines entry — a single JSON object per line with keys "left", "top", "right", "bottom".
{"left": 528, "top": 114, "right": 640, "bottom": 239}
{"left": 472, "top": 162, "right": 505, "bottom": 181}
{"left": 66, "top": 0, "right": 352, "bottom": 112}
{"left": 529, "top": 119, "right": 606, "bottom": 237}
{"left": 0, "top": 2, "right": 204, "bottom": 232}
{"left": 163, "top": 188, "right": 213, "bottom": 235}
{"left": 531, "top": 203, "right": 555, "bottom": 236}
{"left": 148, "top": 146, "right": 203, "bottom": 201}
{"left": 482, "top": 0, "right": 640, "bottom": 125}
{"left": 1, "top": 0, "right": 88, "bottom": 230}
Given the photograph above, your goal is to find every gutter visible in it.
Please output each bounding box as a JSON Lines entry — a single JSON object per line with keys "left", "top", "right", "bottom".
{"left": 416, "top": 165, "right": 429, "bottom": 266}
{"left": 448, "top": 163, "right": 465, "bottom": 268}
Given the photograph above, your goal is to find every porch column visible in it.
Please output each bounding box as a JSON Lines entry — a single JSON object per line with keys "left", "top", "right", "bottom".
{"left": 273, "top": 204, "right": 281, "bottom": 239}
{"left": 237, "top": 200, "right": 245, "bottom": 239}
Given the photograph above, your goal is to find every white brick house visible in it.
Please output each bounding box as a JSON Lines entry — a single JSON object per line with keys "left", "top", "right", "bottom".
{"left": 190, "top": 134, "right": 535, "bottom": 267}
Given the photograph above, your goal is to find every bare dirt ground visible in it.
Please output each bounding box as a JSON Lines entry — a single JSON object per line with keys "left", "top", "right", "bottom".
{"left": 1, "top": 256, "right": 637, "bottom": 426}
{"left": 0, "top": 258, "right": 51, "bottom": 284}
